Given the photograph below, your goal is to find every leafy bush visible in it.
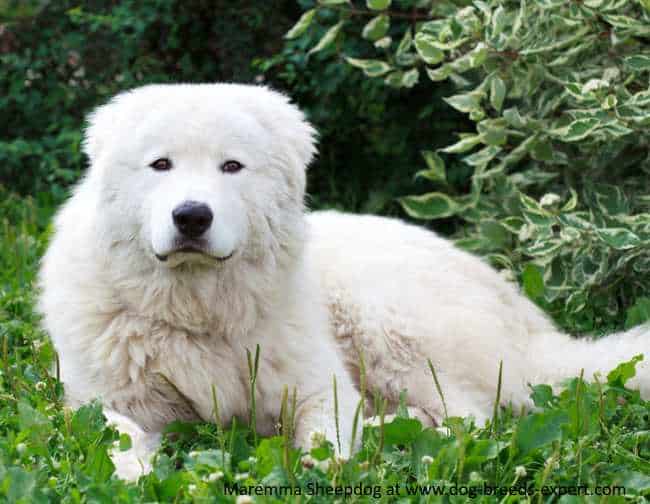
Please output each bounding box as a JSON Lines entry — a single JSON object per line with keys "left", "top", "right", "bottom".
{"left": 257, "top": 0, "right": 469, "bottom": 214}
{"left": 0, "top": 0, "right": 297, "bottom": 199}
{"left": 292, "top": 0, "right": 650, "bottom": 333}
{"left": 1, "top": 0, "right": 466, "bottom": 216}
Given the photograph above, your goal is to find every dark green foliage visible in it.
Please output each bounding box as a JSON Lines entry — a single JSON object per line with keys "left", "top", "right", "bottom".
{"left": 293, "top": 0, "right": 650, "bottom": 333}
{"left": 0, "top": 0, "right": 297, "bottom": 198}
{"left": 1, "top": 0, "right": 467, "bottom": 217}
{"left": 258, "top": 0, "right": 469, "bottom": 214}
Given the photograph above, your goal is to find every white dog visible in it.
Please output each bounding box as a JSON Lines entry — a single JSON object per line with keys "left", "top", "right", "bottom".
{"left": 38, "top": 83, "right": 648, "bottom": 480}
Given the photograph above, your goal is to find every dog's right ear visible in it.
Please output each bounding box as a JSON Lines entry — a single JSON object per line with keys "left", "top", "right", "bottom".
{"left": 82, "top": 101, "right": 116, "bottom": 164}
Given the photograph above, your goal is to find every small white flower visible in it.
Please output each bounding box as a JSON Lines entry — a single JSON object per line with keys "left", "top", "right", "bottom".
{"left": 301, "top": 454, "right": 316, "bottom": 469}
{"left": 247, "top": 456, "right": 257, "bottom": 464}
{"left": 309, "top": 431, "right": 326, "bottom": 448}
{"left": 51, "top": 459, "right": 61, "bottom": 470}
{"left": 16, "top": 443, "right": 26, "bottom": 455}
{"left": 545, "top": 457, "right": 559, "bottom": 470}
{"left": 188, "top": 484, "right": 197, "bottom": 494}
{"left": 540, "top": 193, "right": 561, "bottom": 207}
{"left": 35, "top": 381, "right": 46, "bottom": 391}
{"left": 236, "top": 496, "right": 254, "bottom": 504}
{"left": 207, "top": 470, "right": 224, "bottom": 482}
{"left": 421, "top": 455, "right": 433, "bottom": 465}
{"left": 235, "top": 472, "right": 249, "bottom": 481}
{"left": 188, "top": 451, "right": 199, "bottom": 458}
{"left": 582, "top": 78, "right": 608, "bottom": 93}
{"left": 469, "top": 471, "right": 481, "bottom": 482}
{"left": 603, "top": 66, "right": 620, "bottom": 83}
{"left": 515, "top": 465, "right": 527, "bottom": 478}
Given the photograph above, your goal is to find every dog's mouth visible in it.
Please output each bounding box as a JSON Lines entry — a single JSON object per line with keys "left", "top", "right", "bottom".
{"left": 154, "top": 240, "right": 234, "bottom": 263}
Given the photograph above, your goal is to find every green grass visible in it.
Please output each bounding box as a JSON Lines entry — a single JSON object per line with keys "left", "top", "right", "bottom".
{"left": 0, "top": 189, "right": 649, "bottom": 503}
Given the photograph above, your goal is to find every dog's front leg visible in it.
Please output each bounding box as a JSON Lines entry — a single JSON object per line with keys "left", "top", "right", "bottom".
{"left": 292, "top": 377, "right": 361, "bottom": 459}
{"left": 102, "top": 373, "right": 201, "bottom": 480}
{"left": 104, "top": 410, "right": 162, "bottom": 481}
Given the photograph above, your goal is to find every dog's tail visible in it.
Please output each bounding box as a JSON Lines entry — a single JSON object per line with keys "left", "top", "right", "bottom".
{"left": 527, "top": 325, "right": 649, "bottom": 395}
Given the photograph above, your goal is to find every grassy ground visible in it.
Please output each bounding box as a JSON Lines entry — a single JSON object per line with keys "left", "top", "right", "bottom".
{"left": 0, "top": 188, "right": 649, "bottom": 503}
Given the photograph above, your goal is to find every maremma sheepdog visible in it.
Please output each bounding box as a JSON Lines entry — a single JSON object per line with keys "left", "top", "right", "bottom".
{"left": 39, "top": 83, "right": 649, "bottom": 480}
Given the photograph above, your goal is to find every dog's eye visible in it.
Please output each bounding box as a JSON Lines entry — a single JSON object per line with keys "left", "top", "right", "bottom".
{"left": 149, "top": 158, "right": 172, "bottom": 171}
{"left": 221, "top": 160, "right": 244, "bottom": 174}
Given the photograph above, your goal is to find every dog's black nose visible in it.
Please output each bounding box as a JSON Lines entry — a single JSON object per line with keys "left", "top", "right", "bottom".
{"left": 172, "top": 201, "right": 213, "bottom": 238}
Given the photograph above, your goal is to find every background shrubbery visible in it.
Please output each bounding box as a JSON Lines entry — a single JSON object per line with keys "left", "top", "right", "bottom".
{"left": 0, "top": 0, "right": 465, "bottom": 213}
{"left": 292, "top": 0, "right": 650, "bottom": 334}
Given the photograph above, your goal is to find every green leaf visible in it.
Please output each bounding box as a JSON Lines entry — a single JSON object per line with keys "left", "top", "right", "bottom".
{"left": 309, "top": 21, "right": 343, "bottom": 54}
{"left": 595, "top": 228, "right": 642, "bottom": 250}
{"left": 119, "top": 433, "right": 132, "bottom": 451}
{"left": 625, "top": 55, "right": 650, "bottom": 71}
{"left": 319, "top": 0, "right": 349, "bottom": 4}
{"left": 400, "top": 192, "right": 460, "bottom": 219}
{"left": 401, "top": 67, "right": 419, "bottom": 88}
{"left": 616, "top": 471, "right": 650, "bottom": 494}
{"left": 522, "top": 263, "right": 544, "bottom": 300}
{"left": 383, "top": 417, "right": 422, "bottom": 445}
{"left": 367, "top": 0, "right": 391, "bottom": 9}
{"left": 414, "top": 33, "right": 445, "bottom": 65}
{"left": 441, "top": 134, "right": 482, "bottom": 153}
{"left": 625, "top": 297, "right": 650, "bottom": 330}
{"left": 464, "top": 145, "right": 501, "bottom": 166}
{"left": 396, "top": 28, "right": 412, "bottom": 55}
{"left": 490, "top": 75, "right": 506, "bottom": 112}
{"left": 552, "top": 118, "right": 600, "bottom": 142}
{"left": 416, "top": 150, "right": 446, "bottom": 182}
{"left": 479, "top": 219, "right": 510, "bottom": 249}
{"left": 523, "top": 239, "right": 563, "bottom": 257}
{"left": 285, "top": 9, "right": 316, "bottom": 39}
{"left": 345, "top": 57, "right": 392, "bottom": 77}
{"left": 362, "top": 15, "right": 389, "bottom": 41}
{"left": 529, "top": 384, "right": 554, "bottom": 407}
{"left": 516, "top": 409, "right": 569, "bottom": 456}
{"left": 482, "top": 127, "right": 507, "bottom": 146}
{"left": 607, "top": 354, "right": 644, "bottom": 387}
{"left": 444, "top": 93, "right": 482, "bottom": 113}
{"left": 83, "top": 445, "right": 115, "bottom": 482}
{"left": 426, "top": 65, "right": 453, "bottom": 81}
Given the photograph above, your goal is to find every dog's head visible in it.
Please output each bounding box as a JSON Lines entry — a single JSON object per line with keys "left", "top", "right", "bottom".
{"left": 83, "top": 84, "right": 316, "bottom": 269}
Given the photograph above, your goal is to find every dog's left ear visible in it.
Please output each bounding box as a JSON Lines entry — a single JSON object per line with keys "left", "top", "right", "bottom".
{"left": 257, "top": 87, "right": 318, "bottom": 171}
{"left": 82, "top": 89, "right": 133, "bottom": 165}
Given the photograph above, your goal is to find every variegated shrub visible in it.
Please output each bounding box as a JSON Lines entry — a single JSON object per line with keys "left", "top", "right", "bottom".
{"left": 288, "top": 0, "right": 650, "bottom": 333}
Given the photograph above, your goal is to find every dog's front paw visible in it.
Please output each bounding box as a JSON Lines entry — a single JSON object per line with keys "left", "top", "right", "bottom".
{"left": 110, "top": 445, "right": 154, "bottom": 481}
{"left": 104, "top": 410, "right": 161, "bottom": 481}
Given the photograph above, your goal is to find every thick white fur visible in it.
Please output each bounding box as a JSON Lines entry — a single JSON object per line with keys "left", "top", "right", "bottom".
{"left": 39, "top": 83, "right": 649, "bottom": 480}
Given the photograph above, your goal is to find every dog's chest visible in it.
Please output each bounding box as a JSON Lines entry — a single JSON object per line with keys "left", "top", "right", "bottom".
{"left": 143, "top": 328, "right": 250, "bottom": 422}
